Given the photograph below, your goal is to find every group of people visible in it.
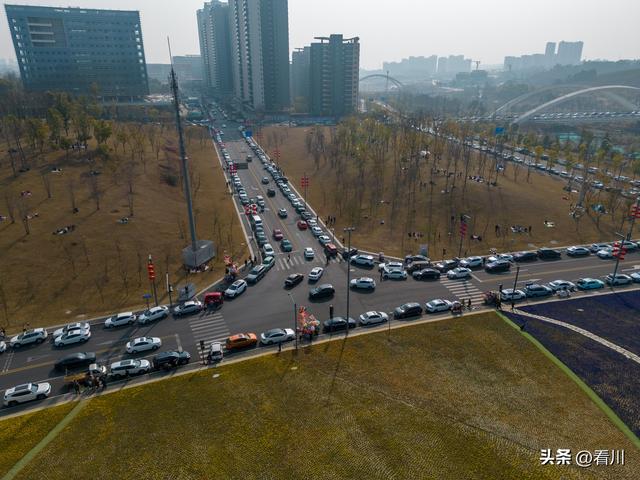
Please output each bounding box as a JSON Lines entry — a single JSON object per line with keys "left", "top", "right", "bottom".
{"left": 72, "top": 375, "right": 107, "bottom": 395}
{"left": 53, "top": 224, "right": 76, "bottom": 235}
{"left": 325, "top": 215, "right": 337, "bottom": 226}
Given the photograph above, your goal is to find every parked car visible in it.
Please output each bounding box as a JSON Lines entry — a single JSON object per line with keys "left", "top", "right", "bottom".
{"left": 342, "top": 248, "right": 359, "bottom": 260}
{"left": 262, "top": 243, "right": 275, "bottom": 257}
{"left": 207, "top": 343, "right": 224, "bottom": 363}
{"left": 425, "top": 299, "right": 453, "bottom": 313}
{"left": 110, "top": 359, "right": 151, "bottom": 378}
{"left": 486, "top": 253, "right": 513, "bottom": 263}
{"left": 383, "top": 268, "right": 408, "bottom": 280}
{"left": 126, "top": 336, "right": 162, "bottom": 354}
{"left": 308, "top": 267, "right": 324, "bottom": 282}
{"left": 406, "top": 261, "right": 432, "bottom": 273}
{"left": 309, "top": 283, "right": 335, "bottom": 300}
{"left": 285, "top": 273, "right": 304, "bottom": 288}
{"left": 104, "top": 312, "right": 136, "bottom": 328}
{"left": 605, "top": 273, "right": 632, "bottom": 286}
{"left": 260, "top": 328, "right": 295, "bottom": 345}
{"left": 459, "top": 256, "right": 483, "bottom": 268}
{"left": 3, "top": 382, "right": 51, "bottom": 407}
{"left": 589, "top": 242, "right": 611, "bottom": 253}
{"left": 358, "top": 311, "right": 389, "bottom": 326}
{"left": 379, "top": 261, "right": 405, "bottom": 272}
{"left": 393, "top": 302, "right": 423, "bottom": 319}
{"left": 405, "top": 254, "right": 429, "bottom": 264}
{"left": 566, "top": 246, "right": 590, "bottom": 257}
{"left": 537, "top": 248, "right": 562, "bottom": 260}
{"left": 54, "top": 352, "right": 97, "bottom": 371}
{"left": 434, "top": 259, "right": 459, "bottom": 272}
{"left": 311, "top": 226, "right": 323, "bottom": 237}
{"left": 485, "top": 260, "right": 511, "bottom": 273}
{"left": 318, "top": 235, "right": 332, "bottom": 246}
{"left": 350, "top": 277, "right": 376, "bottom": 290}
{"left": 152, "top": 350, "right": 191, "bottom": 370}
{"left": 137, "top": 306, "right": 169, "bottom": 325}
{"left": 524, "top": 284, "right": 553, "bottom": 297}
{"left": 53, "top": 322, "right": 90, "bottom": 338}
{"left": 547, "top": 280, "right": 577, "bottom": 292}
{"left": 9, "top": 328, "right": 48, "bottom": 348}
{"left": 596, "top": 248, "right": 613, "bottom": 259}
{"left": 349, "top": 254, "right": 374, "bottom": 267}
{"left": 54, "top": 328, "right": 91, "bottom": 347}
{"left": 173, "top": 300, "right": 204, "bottom": 315}
{"left": 322, "top": 317, "right": 357, "bottom": 333}
{"left": 412, "top": 268, "right": 441, "bottom": 280}
{"left": 224, "top": 280, "right": 247, "bottom": 298}
{"left": 246, "top": 264, "right": 267, "bottom": 284}
{"left": 576, "top": 278, "right": 605, "bottom": 290}
{"left": 447, "top": 267, "right": 472, "bottom": 279}
{"left": 225, "top": 333, "right": 257, "bottom": 351}
{"left": 262, "top": 256, "right": 275, "bottom": 270}
{"left": 514, "top": 251, "right": 538, "bottom": 262}
{"left": 500, "top": 289, "right": 526, "bottom": 301}
{"left": 630, "top": 272, "right": 640, "bottom": 283}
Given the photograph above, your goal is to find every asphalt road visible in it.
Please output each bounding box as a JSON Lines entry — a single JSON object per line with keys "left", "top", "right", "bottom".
{"left": 1, "top": 116, "right": 639, "bottom": 416}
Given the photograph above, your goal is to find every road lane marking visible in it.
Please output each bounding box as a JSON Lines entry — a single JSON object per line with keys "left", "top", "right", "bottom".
{"left": 175, "top": 333, "right": 182, "bottom": 351}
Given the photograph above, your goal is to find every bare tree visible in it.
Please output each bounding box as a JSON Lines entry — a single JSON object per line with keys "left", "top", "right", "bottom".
{"left": 125, "top": 161, "right": 136, "bottom": 217}
{"left": 4, "top": 193, "right": 16, "bottom": 224}
{"left": 16, "top": 197, "right": 31, "bottom": 235}
{"left": 0, "top": 279, "right": 9, "bottom": 327}
{"left": 136, "top": 248, "right": 143, "bottom": 286}
{"left": 41, "top": 172, "right": 53, "bottom": 199}
{"left": 88, "top": 174, "right": 101, "bottom": 211}
{"left": 94, "top": 276, "right": 105, "bottom": 304}
{"left": 67, "top": 178, "right": 77, "bottom": 213}
{"left": 62, "top": 241, "right": 77, "bottom": 277}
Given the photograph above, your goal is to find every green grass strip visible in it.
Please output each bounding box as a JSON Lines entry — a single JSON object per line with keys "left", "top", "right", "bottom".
{"left": 496, "top": 311, "right": 640, "bottom": 449}
{"left": 2, "top": 399, "right": 88, "bottom": 480}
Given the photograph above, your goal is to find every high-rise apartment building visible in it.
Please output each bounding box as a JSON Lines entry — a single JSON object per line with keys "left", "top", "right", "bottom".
{"left": 382, "top": 55, "right": 437, "bottom": 79}
{"left": 556, "top": 41, "right": 583, "bottom": 66}
{"left": 5, "top": 4, "right": 148, "bottom": 97}
{"left": 504, "top": 40, "right": 583, "bottom": 71}
{"left": 307, "top": 34, "right": 359, "bottom": 117}
{"left": 197, "top": 1, "right": 233, "bottom": 95}
{"left": 291, "top": 46, "right": 310, "bottom": 112}
{"left": 228, "top": 0, "right": 290, "bottom": 112}
{"left": 437, "top": 55, "right": 471, "bottom": 75}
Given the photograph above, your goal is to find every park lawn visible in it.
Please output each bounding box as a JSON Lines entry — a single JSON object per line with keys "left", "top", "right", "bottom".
{"left": 0, "top": 402, "right": 75, "bottom": 477}
{"left": 5, "top": 312, "right": 636, "bottom": 480}
{"left": 263, "top": 125, "right": 623, "bottom": 259}
{"left": 0, "top": 124, "right": 246, "bottom": 332}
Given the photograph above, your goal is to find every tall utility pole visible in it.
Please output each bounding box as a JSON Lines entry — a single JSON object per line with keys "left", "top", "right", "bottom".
{"left": 611, "top": 196, "right": 640, "bottom": 283}
{"left": 510, "top": 265, "right": 521, "bottom": 310}
{"left": 458, "top": 214, "right": 470, "bottom": 257}
{"left": 344, "top": 227, "right": 355, "bottom": 337}
{"left": 169, "top": 40, "right": 197, "bottom": 254}
{"left": 288, "top": 293, "right": 298, "bottom": 350}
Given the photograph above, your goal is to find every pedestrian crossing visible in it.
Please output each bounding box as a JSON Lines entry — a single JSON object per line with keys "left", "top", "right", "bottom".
{"left": 274, "top": 254, "right": 343, "bottom": 271}
{"left": 440, "top": 278, "right": 485, "bottom": 306}
{"left": 188, "top": 311, "right": 230, "bottom": 360}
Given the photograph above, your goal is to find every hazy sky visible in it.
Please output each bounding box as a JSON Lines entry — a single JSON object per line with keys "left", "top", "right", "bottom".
{"left": 1, "top": 0, "right": 638, "bottom": 68}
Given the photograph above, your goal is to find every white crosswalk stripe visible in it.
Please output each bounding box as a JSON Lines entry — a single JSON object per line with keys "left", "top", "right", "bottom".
{"left": 187, "top": 312, "right": 231, "bottom": 359}
{"left": 440, "top": 278, "right": 484, "bottom": 305}
{"left": 273, "top": 253, "right": 343, "bottom": 271}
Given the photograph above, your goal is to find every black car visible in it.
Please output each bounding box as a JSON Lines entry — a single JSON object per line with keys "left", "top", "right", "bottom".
{"left": 405, "top": 254, "right": 430, "bottom": 264}
{"left": 266, "top": 188, "right": 276, "bottom": 197}
{"left": 393, "top": 302, "right": 423, "bottom": 319}
{"left": 434, "top": 259, "right": 459, "bottom": 272}
{"left": 322, "top": 317, "right": 357, "bottom": 333}
{"left": 407, "top": 261, "right": 432, "bottom": 273}
{"left": 342, "top": 248, "right": 359, "bottom": 260}
{"left": 513, "top": 251, "right": 538, "bottom": 262}
{"left": 412, "top": 268, "right": 441, "bottom": 280}
{"left": 54, "top": 352, "right": 97, "bottom": 371}
{"left": 285, "top": 273, "right": 304, "bottom": 288}
{"left": 309, "top": 283, "right": 335, "bottom": 300}
{"left": 537, "top": 248, "right": 562, "bottom": 260}
{"left": 484, "top": 260, "right": 511, "bottom": 273}
{"left": 152, "top": 350, "right": 191, "bottom": 370}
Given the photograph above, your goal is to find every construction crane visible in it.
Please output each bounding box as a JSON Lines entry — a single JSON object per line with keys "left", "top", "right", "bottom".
{"left": 473, "top": 60, "right": 481, "bottom": 71}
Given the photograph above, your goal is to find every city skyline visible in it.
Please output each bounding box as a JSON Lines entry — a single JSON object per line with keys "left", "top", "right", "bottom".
{"left": 0, "top": 0, "right": 638, "bottom": 69}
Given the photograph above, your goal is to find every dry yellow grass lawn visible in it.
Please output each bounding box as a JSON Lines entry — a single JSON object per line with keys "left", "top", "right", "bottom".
{"left": 3, "top": 312, "right": 636, "bottom": 480}
{"left": 0, "top": 124, "right": 245, "bottom": 332}
{"left": 263, "top": 125, "right": 625, "bottom": 259}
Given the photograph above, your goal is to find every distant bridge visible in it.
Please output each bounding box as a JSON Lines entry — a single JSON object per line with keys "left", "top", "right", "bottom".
{"left": 359, "top": 74, "right": 404, "bottom": 90}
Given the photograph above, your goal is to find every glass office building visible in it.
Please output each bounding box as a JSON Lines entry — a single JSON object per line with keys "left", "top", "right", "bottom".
{"left": 5, "top": 4, "right": 149, "bottom": 98}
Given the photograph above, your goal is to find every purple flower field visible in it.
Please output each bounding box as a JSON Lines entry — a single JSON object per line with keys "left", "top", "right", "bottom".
{"left": 518, "top": 290, "right": 640, "bottom": 355}
{"left": 506, "top": 311, "right": 640, "bottom": 437}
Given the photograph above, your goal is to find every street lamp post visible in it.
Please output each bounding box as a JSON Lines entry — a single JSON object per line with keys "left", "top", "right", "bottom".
{"left": 288, "top": 292, "right": 298, "bottom": 350}
{"left": 511, "top": 265, "right": 520, "bottom": 310}
{"left": 344, "top": 227, "right": 355, "bottom": 337}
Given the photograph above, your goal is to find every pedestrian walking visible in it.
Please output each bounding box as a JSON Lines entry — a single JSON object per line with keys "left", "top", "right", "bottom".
{"left": 73, "top": 380, "right": 80, "bottom": 395}
{"left": 528, "top": 225, "right": 532, "bottom": 235}
{"left": 278, "top": 342, "right": 282, "bottom": 353}
{"left": 467, "top": 299, "right": 471, "bottom": 310}
{"left": 496, "top": 298, "right": 502, "bottom": 311}
{"left": 287, "top": 253, "right": 291, "bottom": 261}
{"left": 253, "top": 255, "right": 257, "bottom": 264}
{"left": 326, "top": 256, "right": 330, "bottom": 266}
{"left": 101, "top": 376, "right": 108, "bottom": 391}
{"left": 244, "top": 259, "right": 248, "bottom": 269}
{"left": 380, "top": 270, "right": 384, "bottom": 281}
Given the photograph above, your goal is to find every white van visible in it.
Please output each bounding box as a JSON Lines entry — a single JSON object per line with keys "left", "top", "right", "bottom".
{"left": 251, "top": 215, "right": 263, "bottom": 228}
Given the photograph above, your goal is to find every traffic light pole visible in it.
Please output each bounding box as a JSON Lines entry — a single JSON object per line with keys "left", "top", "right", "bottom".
{"left": 344, "top": 227, "right": 355, "bottom": 337}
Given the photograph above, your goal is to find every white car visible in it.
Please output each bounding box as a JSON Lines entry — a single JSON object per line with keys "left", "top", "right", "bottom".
{"left": 138, "top": 306, "right": 169, "bottom": 324}
{"left": 350, "top": 254, "right": 374, "bottom": 267}
{"left": 311, "top": 226, "right": 323, "bottom": 237}
{"left": 304, "top": 247, "right": 315, "bottom": 259}
{"left": 447, "top": 267, "right": 472, "bottom": 279}
{"left": 104, "top": 312, "right": 136, "bottom": 328}
{"left": 350, "top": 277, "right": 376, "bottom": 290}
{"left": 9, "top": 328, "right": 48, "bottom": 348}
{"left": 126, "top": 336, "right": 162, "bottom": 354}
{"left": 459, "top": 256, "right": 483, "bottom": 268}
{"left": 383, "top": 268, "right": 407, "bottom": 280}
{"left": 318, "top": 235, "right": 332, "bottom": 246}
{"left": 589, "top": 242, "right": 610, "bottom": 253}
{"left": 259, "top": 328, "right": 295, "bottom": 345}
{"left": 172, "top": 300, "right": 203, "bottom": 316}
{"left": 225, "top": 279, "right": 247, "bottom": 298}
{"left": 596, "top": 248, "right": 613, "bottom": 259}
{"left": 358, "top": 311, "right": 389, "bottom": 326}
{"left": 53, "top": 322, "right": 90, "bottom": 338}
{"left": 54, "top": 328, "right": 91, "bottom": 347}
{"left": 500, "top": 289, "right": 526, "bottom": 301}
{"left": 426, "top": 299, "right": 453, "bottom": 313}
{"left": 486, "top": 253, "right": 513, "bottom": 263}
{"left": 306, "top": 219, "right": 318, "bottom": 227}
{"left": 378, "top": 261, "right": 404, "bottom": 272}
{"left": 548, "top": 280, "right": 577, "bottom": 292}
{"left": 0, "top": 341, "right": 6, "bottom": 353}
{"left": 109, "top": 359, "right": 151, "bottom": 378}
{"left": 308, "top": 267, "right": 324, "bottom": 281}
{"left": 3, "top": 382, "right": 51, "bottom": 407}
{"left": 262, "top": 243, "right": 275, "bottom": 257}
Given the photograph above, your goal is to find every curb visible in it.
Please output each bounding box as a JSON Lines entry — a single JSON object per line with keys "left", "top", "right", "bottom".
{"left": 496, "top": 311, "right": 640, "bottom": 449}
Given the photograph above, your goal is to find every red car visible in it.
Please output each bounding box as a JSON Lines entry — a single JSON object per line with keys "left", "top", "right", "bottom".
{"left": 273, "top": 229, "right": 284, "bottom": 241}
{"left": 297, "top": 220, "right": 308, "bottom": 230}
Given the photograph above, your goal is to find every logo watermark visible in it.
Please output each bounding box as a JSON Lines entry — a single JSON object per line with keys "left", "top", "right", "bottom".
{"left": 540, "top": 449, "right": 625, "bottom": 467}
